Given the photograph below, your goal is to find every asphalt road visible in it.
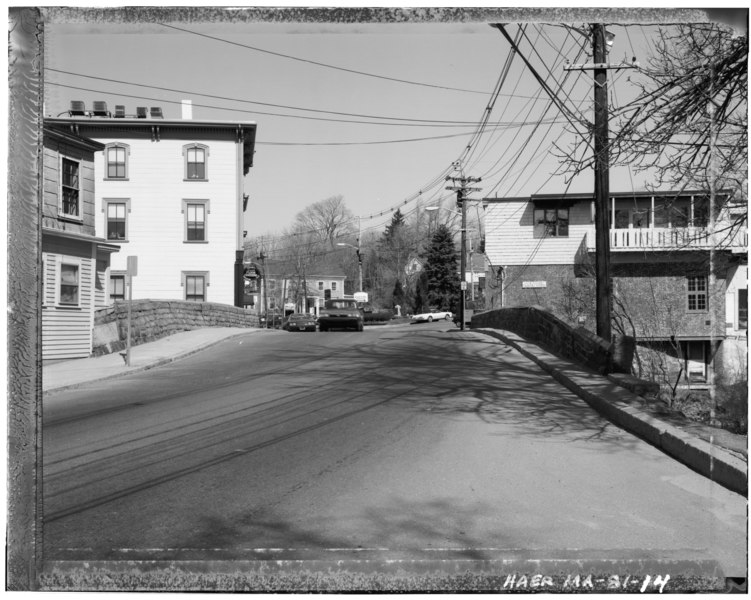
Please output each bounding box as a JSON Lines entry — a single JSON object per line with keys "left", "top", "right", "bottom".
{"left": 43, "top": 322, "right": 746, "bottom": 574}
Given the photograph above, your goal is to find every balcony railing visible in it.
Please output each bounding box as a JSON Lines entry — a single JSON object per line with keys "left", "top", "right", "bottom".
{"left": 585, "top": 226, "right": 748, "bottom": 253}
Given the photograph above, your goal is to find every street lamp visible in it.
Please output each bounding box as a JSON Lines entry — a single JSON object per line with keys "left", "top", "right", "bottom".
{"left": 337, "top": 242, "right": 363, "bottom": 293}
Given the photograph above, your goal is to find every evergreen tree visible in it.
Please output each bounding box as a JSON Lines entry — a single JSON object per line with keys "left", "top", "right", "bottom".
{"left": 423, "top": 224, "right": 460, "bottom": 312}
{"left": 382, "top": 209, "right": 405, "bottom": 242}
{"left": 392, "top": 279, "right": 405, "bottom": 309}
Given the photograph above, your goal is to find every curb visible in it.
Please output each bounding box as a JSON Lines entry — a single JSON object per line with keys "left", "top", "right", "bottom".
{"left": 474, "top": 328, "right": 748, "bottom": 497}
{"left": 43, "top": 331, "right": 256, "bottom": 395}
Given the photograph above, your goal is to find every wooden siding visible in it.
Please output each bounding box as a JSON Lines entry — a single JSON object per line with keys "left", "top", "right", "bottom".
{"left": 42, "top": 137, "right": 97, "bottom": 236}
{"left": 93, "top": 137, "right": 241, "bottom": 304}
{"left": 484, "top": 200, "right": 592, "bottom": 266}
{"left": 42, "top": 248, "right": 96, "bottom": 360}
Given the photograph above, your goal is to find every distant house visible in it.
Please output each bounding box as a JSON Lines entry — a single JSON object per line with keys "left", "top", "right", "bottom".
{"left": 45, "top": 100, "right": 257, "bottom": 307}
{"left": 42, "top": 127, "right": 120, "bottom": 361}
{"left": 483, "top": 190, "right": 747, "bottom": 389}
{"left": 248, "top": 254, "right": 349, "bottom": 316}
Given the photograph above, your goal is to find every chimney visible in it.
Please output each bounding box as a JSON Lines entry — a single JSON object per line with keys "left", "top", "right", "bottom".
{"left": 182, "top": 99, "right": 192, "bottom": 120}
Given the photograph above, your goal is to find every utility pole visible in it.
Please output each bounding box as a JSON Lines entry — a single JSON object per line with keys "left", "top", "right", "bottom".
{"left": 593, "top": 23, "right": 612, "bottom": 343}
{"left": 446, "top": 174, "right": 481, "bottom": 331}
{"left": 357, "top": 216, "right": 363, "bottom": 293}
{"left": 564, "top": 25, "right": 637, "bottom": 344}
{"left": 257, "top": 250, "right": 267, "bottom": 328}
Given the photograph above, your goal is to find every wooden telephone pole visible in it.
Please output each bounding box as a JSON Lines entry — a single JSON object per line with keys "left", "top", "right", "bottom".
{"left": 446, "top": 175, "right": 481, "bottom": 331}
{"left": 565, "top": 25, "right": 638, "bottom": 343}
{"left": 593, "top": 23, "right": 612, "bottom": 342}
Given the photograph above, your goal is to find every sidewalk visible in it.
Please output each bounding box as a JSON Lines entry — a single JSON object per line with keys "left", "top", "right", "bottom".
{"left": 43, "top": 327, "right": 266, "bottom": 394}
{"left": 475, "top": 328, "right": 747, "bottom": 496}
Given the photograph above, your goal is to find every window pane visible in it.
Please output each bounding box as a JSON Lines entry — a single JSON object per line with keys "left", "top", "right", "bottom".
{"left": 60, "top": 264, "right": 79, "bottom": 304}
{"left": 62, "top": 189, "right": 79, "bottom": 216}
{"left": 108, "top": 221, "right": 125, "bottom": 240}
{"left": 692, "top": 196, "right": 709, "bottom": 227}
{"left": 614, "top": 209, "right": 629, "bottom": 229}
{"left": 671, "top": 198, "right": 690, "bottom": 227}
{"left": 110, "top": 275, "right": 125, "bottom": 301}
{"left": 186, "top": 275, "right": 205, "bottom": 301}
{"left": 61, "top": 264, "right": 78, "bottom": 284}
{"left": 739, "top": 289, "right": 748, "bottom": 329}
{"left": 187, "top": 204, "right": 205, "bottom": 240}
{"left": 62, "top": 159, "right": 79, "bottom": 188}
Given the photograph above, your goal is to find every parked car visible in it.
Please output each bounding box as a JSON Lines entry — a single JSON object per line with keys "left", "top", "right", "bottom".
{"left": 358, "top": 302, "right": 394, "bottom": 322}
{"left": 282, "top": 313, "right": 317, "bottom": 332}
{"left": 259, "top": 312, "right": 283, "bottom": 329}
{"left": 318, "top": 298, "right": 364, "bottom": 332}
{"left": 411, "top": 310, "right": 454, "bottom": 323}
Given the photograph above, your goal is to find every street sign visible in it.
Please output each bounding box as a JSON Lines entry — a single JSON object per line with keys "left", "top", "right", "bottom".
{"left": 354, "top": 291, "right": 368, "bottom": 303}
{"left": 461, "top": 281, "right": 467, "bottom": 290}
{"left": 127, "top": 255, "right": 138, "bottom": 277}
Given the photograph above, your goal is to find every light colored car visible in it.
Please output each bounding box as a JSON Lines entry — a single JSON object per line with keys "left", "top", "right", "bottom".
{"left": 411, "top": 310, "right": 454, "bottom": 323}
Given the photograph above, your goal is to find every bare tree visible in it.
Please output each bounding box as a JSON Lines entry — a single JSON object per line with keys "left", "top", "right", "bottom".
{"left": 556, "top": 23, "right": 747, "bottom": 230}
{"left": 294, "top": 195, "right": 357, "bottom": 249}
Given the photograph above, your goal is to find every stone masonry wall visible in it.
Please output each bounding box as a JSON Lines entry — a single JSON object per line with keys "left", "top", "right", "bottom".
{"left": 92, "top": 300, "right": 260, "bottom": 356}
{"left": 472, "top": 306, "right": 614, "bottom": 374}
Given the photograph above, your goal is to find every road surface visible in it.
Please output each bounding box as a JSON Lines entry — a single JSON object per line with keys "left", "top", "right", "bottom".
{"left": 43, "top": 322, "right": 746, "bottom": 575}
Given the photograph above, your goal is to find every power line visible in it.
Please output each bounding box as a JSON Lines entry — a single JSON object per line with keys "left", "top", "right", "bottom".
{"left": 47, "top": 81, "right": 491, "bottom": 129}
{"left": 46, "top": 67, "right": 499, "bottom": 126}
{"left": 157, "top": 22, "right": 498, "bottom": 96}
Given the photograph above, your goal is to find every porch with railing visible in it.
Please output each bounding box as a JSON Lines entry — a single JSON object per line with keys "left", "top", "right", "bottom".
{"left": 584, "top": 226, "right": 748, "bottom": 253}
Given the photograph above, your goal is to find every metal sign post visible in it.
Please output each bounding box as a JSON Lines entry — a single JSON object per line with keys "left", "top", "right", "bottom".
{"left": 126, "top": 256, "right": 137, "bottom": 367}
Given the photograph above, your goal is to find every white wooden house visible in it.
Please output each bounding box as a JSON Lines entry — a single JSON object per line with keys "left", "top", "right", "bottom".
{"left": 45, "top": 101, "right": 257, "bottom": 307}
{"left": 42, "top": 127, "right": 120, "bottom": 360}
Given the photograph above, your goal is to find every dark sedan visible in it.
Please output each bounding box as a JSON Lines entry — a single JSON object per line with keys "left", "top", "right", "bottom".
{"left": 282, "top": 313, "right": 318, "bottom": 332}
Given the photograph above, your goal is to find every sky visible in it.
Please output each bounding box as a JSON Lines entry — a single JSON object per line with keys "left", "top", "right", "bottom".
{"left": 41, "top": 8, "right": 713, "bottom": 244}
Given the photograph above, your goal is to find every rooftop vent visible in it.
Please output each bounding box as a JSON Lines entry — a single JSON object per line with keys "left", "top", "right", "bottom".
{"left": 136, "top": 106, "right": 148, "bottom": 119}
{"left": 114, "top": 105, "right": 126, "bottom": 118}
{"left": 91, "top": 101, "right": 110, "bottom": 117}
{"left": 150, "top": 106, "right": 164, "bottom": 119}
{"left": 69, "top": 101, "right": 86, "bottom": 116}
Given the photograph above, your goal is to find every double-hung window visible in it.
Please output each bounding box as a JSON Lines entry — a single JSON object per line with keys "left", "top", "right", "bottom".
{"left": 61, "top": 157, "right": 80, "bottom": 218}
{"left": 534, "top": 207, "right": 569, "bottom": 237}
{"left": 59, "top": 262, "right": 80, "bottom": 306}
{"left": 110, "top": 273, "right": 126, "bottom": 302}
{"left": 105, "top": 143, "right": 129, "bottom": 179}
{"left": 183, "top": 200, "right": 209, "bottom": 242}
{"left": 183, "top": 143, "right": 209, "bottom": 180}
{"left": 105, "top": 200, "right": 129, "bottom": 241}
{"left": 182, "top": 271, "right": 209, "bottom": 302}
{"left": 687, "top": 275, "right": 708, "bottom": 312}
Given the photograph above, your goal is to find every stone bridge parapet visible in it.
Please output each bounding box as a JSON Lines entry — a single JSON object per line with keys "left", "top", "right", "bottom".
{"left": 92, "top": 300, "right": 260, "bottom": 356}
{"left": 471, "top": 306, "right": 617, "bottom": 375}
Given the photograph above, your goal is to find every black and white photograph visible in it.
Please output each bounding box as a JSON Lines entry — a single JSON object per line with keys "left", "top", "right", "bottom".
{"left": 7, "top": 5, "right": 748, "bottom": 593}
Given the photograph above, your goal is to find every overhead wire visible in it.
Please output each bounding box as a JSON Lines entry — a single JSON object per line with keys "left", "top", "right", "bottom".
{"left": 482, "top": 24, "right": 591, "bottom": 197}
{"left": 46, "top": 67, "right": 502, "bottom": 126}
{"left": 47, "top": 81, "right": 493, "bottom": 129}
{"left": 157, "top": 22, "right": 495, "bottom": 96}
